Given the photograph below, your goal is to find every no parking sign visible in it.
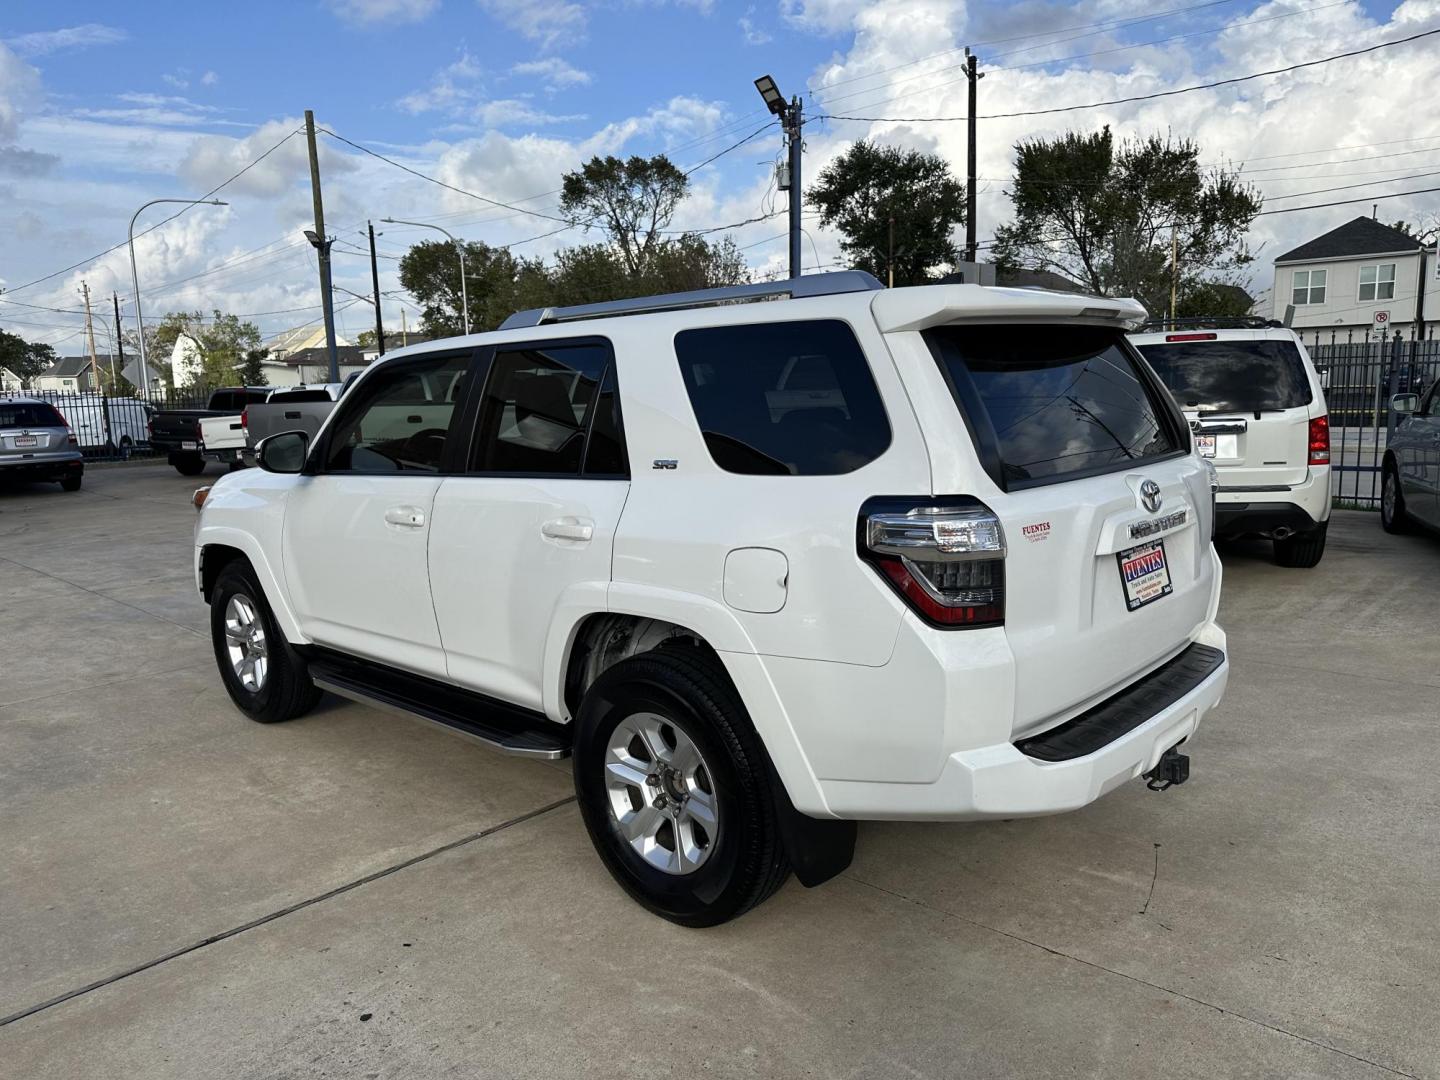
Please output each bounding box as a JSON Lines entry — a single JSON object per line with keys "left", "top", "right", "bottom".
{"left": 1372, "top": 309, "right": 1390, "bottom": 336}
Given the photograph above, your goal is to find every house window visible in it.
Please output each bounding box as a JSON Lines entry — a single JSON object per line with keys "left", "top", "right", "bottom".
{"left": 1292, "top": 269, "right": 1326, "bottom": 305}
{"left": 1358, "top": 263, "right": 1396, "bottom": 303}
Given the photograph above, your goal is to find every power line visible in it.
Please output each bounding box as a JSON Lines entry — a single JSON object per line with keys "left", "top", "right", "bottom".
{"left": 2, "top": 128, "right": 301, "bottom": 296}
{"left": 822, "top": 26, "right": 1440, "bottom": 123}
{"left": 683, "top": 122, "right": 778, "bottom": 177}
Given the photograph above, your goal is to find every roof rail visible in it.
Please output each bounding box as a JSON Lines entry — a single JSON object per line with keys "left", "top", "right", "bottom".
{"left": 498, "top": 270, "right": 884, "bottom": 330}
{"left": 1136, "top": 315, "right": 1281, "bottom": 332}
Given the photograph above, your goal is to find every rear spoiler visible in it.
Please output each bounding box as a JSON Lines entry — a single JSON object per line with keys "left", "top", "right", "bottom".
{"left": 871, "top": 286, "right": 1148, "bottom": 334}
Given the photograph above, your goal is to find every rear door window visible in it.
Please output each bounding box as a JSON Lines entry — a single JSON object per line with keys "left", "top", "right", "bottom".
{"left": 926, "top": 325, "right": 1183, "bottom": 488}
{"left": 674, "top": 319, "right": 890, "bottom": 475}
{"left": 1133, "top": 338, "right": 1313, "bottom": 413}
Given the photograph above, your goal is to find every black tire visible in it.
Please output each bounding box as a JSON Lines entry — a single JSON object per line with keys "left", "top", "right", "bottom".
{"left": 1274, "top": 521, "right": 1328, "bottom": 568}
{"left": 226, "top": 458, "right": 246, "bottom": 473}
{"left": 172, "top": 453, "right": 205, "bottom": 477}
{"left": 59, "top": 474, "right": 82, "bottom": 492}
{"left": 210, "top": 562, "right": 321, "bottom": 724}
{"left": 572, "top": 646, "right": 790, "bottom": 927}
{"left": 1381, "top": 463, "right": 1410, "bottom": 534}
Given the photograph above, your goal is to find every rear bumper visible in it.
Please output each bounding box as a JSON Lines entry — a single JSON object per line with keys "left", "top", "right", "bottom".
{"left": 810, "top": 621, "right": 1228, "bottom": 821}
{"left": 0, "top": 454, "right": 84, "bottom": 481}
{"left": 1215, "top": 468, "right": 1329, "bottom": 538}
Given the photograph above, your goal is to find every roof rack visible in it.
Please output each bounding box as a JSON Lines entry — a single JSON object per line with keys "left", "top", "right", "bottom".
{"left": 498, "top": 270, "right": 884, "bottom": 330}
{"left": 1136, "top": 315, "right": 1283, "bottom": 332}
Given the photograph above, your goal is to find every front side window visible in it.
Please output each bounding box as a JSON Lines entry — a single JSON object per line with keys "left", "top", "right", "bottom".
{"left": 470, "top": 341, "right": 624, "bottom": 476}
{"left": 674, "top": 320, "right": 891, "bottom": 476}
{"left": 927, "top": 325, "right": 1182, "bottom": 487}
{"left": 1292, "top": 269, "right": 1327, "bottom": 305}
{"left": 1358, "top": 263, "right": 1396, "bottom": 302}
{"left": 323, "top": 352, "right": 471, "bottom": 473}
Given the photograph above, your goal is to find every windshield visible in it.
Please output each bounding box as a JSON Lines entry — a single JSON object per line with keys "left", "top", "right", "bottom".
{"left": 1134, "top": 338, "right": 1313, "bottom": 413}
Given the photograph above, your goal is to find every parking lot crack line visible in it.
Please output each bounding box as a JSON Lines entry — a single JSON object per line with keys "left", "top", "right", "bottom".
{"left": 845, "top": 874, "right": 1418, "bottom": 1079}
{"left": 1139, "top": 842, "right": 1160, "bottom": 916}
{"left": 0, "top": 795, "right": 578, "bottom": 1030}
{"left": 0, "top": 552, "right": 205, "bottom": 640}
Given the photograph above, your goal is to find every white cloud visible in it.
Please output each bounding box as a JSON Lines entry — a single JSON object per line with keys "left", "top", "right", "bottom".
{"left": 0, "top": 145, "right": 58, "bottom": 176}
{"left": 780, "top": 0, "right": 869, "bottom": 34}
{"left": 397, "top": 51, "right": 484, "bottom": 114}
{"left": 201, "top": 71, "right": 220, "bottom": 86}
{"left": 326, "top": 0, "right": 439, "bottom": 24}
{"left": 477, "top": 0, "right": 587, "bottom": 49}
{"left": 0, "top": 41, "right": 43, "bottom": 142}
{"left": 472, "top": 99, "right": 586, "bottom": 127}
{"left": 739, "top": 6, "right": 772, "bottom": 44}
{"left": 4, "top": 23, "right": 127, "bottom": 57}
{"left": 180, "top": 117, "right": 356, "bottom": 198}
{"left": 161, "top": 72, "right": 190, "bottom": 91}
{"left": 511, "top": 57, "right": 592, "bottom": 89}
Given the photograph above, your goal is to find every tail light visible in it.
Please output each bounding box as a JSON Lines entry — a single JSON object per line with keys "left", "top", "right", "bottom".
{"left": 240, "top": 407, "right": 248, "bottom": 432}
{"left": 1308, "top": 415, "right": 1330, "bottom": 465}
{"left": 860, "top": 498, "right": 1006, "bottom": 628}
{"left": 67, "top": 429, "right": 78, "bottom": 446}
{"left": 193, "top": 420, "right": 203, "bottom": 440}
{"left": 1166, "top": 332, "right": 1217, "bottom": 342}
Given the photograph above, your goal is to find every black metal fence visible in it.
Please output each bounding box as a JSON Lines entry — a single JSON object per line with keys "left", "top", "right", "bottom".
{"left": 1300, "top": 332, "right": 1440, "bottom": 509}
{"left": 17, "top": 389, "right": 214, "bottom": 462}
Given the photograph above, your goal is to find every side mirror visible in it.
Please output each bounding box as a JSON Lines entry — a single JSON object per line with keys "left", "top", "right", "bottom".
{"left": 1391, "top": 393, "right": 1419, "bottom": 416}
{"left": 256, "top": 430, "right": 309, "bottom": 474}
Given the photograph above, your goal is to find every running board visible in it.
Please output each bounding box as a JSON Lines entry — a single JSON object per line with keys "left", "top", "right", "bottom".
{"left": 307, "top": 653, "right": 571, "bottom": 761}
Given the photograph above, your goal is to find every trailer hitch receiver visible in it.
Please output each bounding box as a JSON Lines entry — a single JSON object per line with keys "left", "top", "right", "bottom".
{"left": 1144, "top": 746, "right": 1190, "bottom": 792}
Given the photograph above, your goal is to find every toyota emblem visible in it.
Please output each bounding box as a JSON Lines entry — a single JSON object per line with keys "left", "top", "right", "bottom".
{"left": 1140, "top": 479, "right": 1163, "bottom": 514}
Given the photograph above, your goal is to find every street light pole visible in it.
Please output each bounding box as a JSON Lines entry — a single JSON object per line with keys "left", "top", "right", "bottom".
{"left": 128, "top": 198, "right": 228, "bottom": 398}
{"left": 381, "top": 218, "right": 469, "bottom": 335}
{"left": 754, "top": 75, "right": 804, "bottom": 279}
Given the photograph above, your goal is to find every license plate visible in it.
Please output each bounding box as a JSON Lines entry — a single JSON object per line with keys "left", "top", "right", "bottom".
{"left": 182, "top": 441, "right": 198, "bottom": 450}
{"left": 14, "top": 435, "right": 37, "bottom": 447}
{"left": 1117, "top": 539, "right": 1173, "bottom": 612}
{"left": 1195, "top": 434, "right": 1216, "bottom": 457}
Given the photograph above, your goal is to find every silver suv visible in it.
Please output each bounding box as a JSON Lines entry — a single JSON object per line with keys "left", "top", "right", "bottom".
{"left": 0, "top": 397, "right": 84, "bottom": 492}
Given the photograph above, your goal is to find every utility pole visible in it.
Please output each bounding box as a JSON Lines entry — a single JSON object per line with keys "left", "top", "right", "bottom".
{"left": 400, "top": 307, "right": 408, "bottom": 347}
{"left": 81, "top": 281, "right": 102, "bottom": 393}
{"left": 304, "top": 109, "right": 340, "bottom": 383}
{"left": 754, "top": 76, "right": 804, "bottom": 279}
{"left": 964, "top": 50, "right": 981, "bottom": 264}
{"left": 113, "top": 293, "right": 126, "bottom": 382}
{"left": 1170, "top": 226, "right": 1179, "bottom": 325}
{"left": 367, "top": 221, "right": 385, "bottom": 356}
{"left": 888, "top": 215, "right": 895, "bottom": 288}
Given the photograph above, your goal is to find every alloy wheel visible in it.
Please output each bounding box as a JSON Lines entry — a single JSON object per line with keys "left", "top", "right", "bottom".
{"left": 223, "top": 594, "right": 269, "bottom": 693}
{"left": 604, "top": 712, "right": 719, "bottom": 875}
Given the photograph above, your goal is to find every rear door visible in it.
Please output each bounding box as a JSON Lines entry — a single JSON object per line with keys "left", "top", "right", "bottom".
{"left": 427, "top": 338, "right": 629, "bottom": 713}
{"left": 1133, "top": 332, "right": 1317, "bottom": 490}
{"left": 924, "top": 324, "right": 1215, "bottom": 734}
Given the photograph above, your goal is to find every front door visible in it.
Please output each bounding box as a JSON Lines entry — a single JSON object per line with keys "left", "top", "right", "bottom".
{"left": 283, "top": 349, "right": 475, "bottom": 677}
{"left": 428, "top": 339, "right": 629, "bottom": 715}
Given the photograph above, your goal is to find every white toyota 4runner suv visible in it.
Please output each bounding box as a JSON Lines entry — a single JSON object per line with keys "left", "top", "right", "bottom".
{"left": 1129, "top": 321, "right": 1331, "bottom": 567}
{"left": 195, "top": 273, "right": 1229, "bottom": 926}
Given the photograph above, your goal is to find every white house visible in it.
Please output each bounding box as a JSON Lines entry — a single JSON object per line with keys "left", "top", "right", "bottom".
{"left": 169, "top": 333, "right": 204, "bottom": 389}
{"left": 1270, "top": 216, "right": 1439, "bottom": 339}
{"left": 1, "top": 366, "right": 24, "bottom": 392}
{"left": 35, "top": 355, "right": 103, "bottom": 393}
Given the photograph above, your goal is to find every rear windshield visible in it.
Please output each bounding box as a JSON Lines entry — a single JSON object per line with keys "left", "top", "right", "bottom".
{"left": 0, "top": 403, "right": 65, "bottom": 428}
{"left": 270, "top": 389, "right": 332, "bottom": 403}
{"left": 1133, "top": 338, "right": 1313, "bottom": 413}
{"left": 926, "top": 325, "right": 1182, "bottom": 488}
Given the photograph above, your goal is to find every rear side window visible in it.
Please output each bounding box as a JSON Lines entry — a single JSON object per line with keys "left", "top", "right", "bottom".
{"left": 927, "top": 325, "right": 1182, "bottom": 488}
{"left": 469, "top": 341, "right": 626, "bottom": 477}
{"left": 0, "top": 403, "right": 65, "bottom": 428}
{"left": 1133, "top": 338, "right": 1313, "bottom": 413}
{"left": 674, "top": 320, "right": 890, "bottom": 475}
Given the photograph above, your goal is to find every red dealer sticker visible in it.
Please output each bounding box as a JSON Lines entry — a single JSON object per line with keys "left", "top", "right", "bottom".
{"left": 1116, "top": 539, "right": 1173, "bottom": 612}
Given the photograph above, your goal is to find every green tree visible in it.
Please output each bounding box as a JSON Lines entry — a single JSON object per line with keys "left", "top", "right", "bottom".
{"left": 126, "top": 310, "right": 262, "bottom": 391}
{"left": 992, "top": 127, "right": 1261, "bottom": 314}
{"left": 236, "top": 348, "right": 269, "bottom": 386}
{"left": 561, "top": 155, "right": 689, "bottom": 276}
{"left": 807, "top": 141, "right": 967, "bottom": 285}
{"left": 1175, "top": 280, "right": 1255, "bottom": 320}
{"left": 0, "top": 328, "right": 56, "bottom": 387}
{"left": 398, "top": 239, "right": 549, "bottom": 337}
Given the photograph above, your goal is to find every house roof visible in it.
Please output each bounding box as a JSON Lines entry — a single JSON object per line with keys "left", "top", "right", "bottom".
{"left": 1274, "top": 216, "right": 1424, "bottom": 264}
{"left": 45, "top": 355, "right": 116, "bottom": 378}
{"left": 285, "top": 345, "right": 368, "bottom": 367}
{"left": 994, "top": 268, "right": 1088, "bottom": 293}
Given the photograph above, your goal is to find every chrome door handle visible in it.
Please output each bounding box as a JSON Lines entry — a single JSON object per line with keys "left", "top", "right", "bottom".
{"left": 541, "top": 518, "right": 593, "bottom": 542}
{"left": 384, "top": 506, "right": 426, "bottom": 528}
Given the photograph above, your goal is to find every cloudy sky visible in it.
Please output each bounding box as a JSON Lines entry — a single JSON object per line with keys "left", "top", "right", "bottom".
{"left": 2, "top": 0, "right": 1438, "bottom": 352}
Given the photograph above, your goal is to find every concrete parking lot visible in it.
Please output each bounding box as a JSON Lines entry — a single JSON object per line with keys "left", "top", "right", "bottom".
{"left": 2, "top": 463, "right": 1437, "bottom": 1079}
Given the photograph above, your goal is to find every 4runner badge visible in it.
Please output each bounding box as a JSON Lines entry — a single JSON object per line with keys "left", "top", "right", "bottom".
{"left": 1140, "top": 479, "right": 1163, "bottom": 513}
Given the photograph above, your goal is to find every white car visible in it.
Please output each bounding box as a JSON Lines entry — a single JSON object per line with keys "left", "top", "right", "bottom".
{"left": 1129, "top": 321, "right": 1331, "bottom": 567}
{"left": 194, "top": 273, "right": 1229, "bottom": 925}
